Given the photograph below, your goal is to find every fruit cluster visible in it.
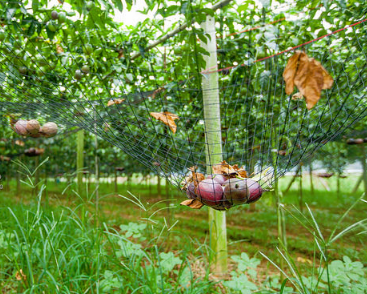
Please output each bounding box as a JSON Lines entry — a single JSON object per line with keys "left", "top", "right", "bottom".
{"left": 24, "top": 147, "right": 45, "bottom": 157}
{"left": 346, "top": 138, "right": 367, "bottom": 145}
{"left": 12, "top": 119, "right": 58, "bottom": 138}
{"left": 181, "top": 162, "right": 263, "bottom": 211}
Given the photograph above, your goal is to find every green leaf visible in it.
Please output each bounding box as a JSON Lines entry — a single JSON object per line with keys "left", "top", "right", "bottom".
{"left": 112, "top": 0, "right": 123, "bottom": 12}
{"left": 6, "top": 8, "right": 16, "bottom": 20}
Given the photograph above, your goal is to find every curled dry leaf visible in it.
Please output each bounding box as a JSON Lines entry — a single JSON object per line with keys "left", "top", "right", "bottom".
{"left": 283, "top": 51, "right": 302, "bottom": 95}
{"left": 150, "top": 112, "right": 179, "bottom": 134}
{"left": 16, "top": 269, "right": 26, "bottom": 281}
{"left": 180, "top": 199, "right": 204, "bottom": 209}
{"left": 212, "top": 160, "right": 236, "bottom": 175}
{"left": 283, "top": 51, "right": 333, "bottom": 110}
{"left": 24, "top": 148, "right": 45, "bottom": 157}
{"left": 0, "top": 155, "right": 10, "bottom": 161}
{"left": 232, "top": 164, "right": 248, "bottom": 178}
{"left": 188, "top": 166, "right": 198, "bottom": 172}
{"left": 181, "top": 166, "right": 205, "bottom": 190}
{"left": 107, "top": 98, "right": 125, "bottom": 107}
{"left": 148, "top": 87, "right": 166, "bottom": 99}
{"left": 292, "top": 92, "right": 304, "bottom": 101}
{"left": 56, "top": 44, "right": 64, "bottom": 54}
{"left": 15, "top": 140, "right": 25, "bottom": 146}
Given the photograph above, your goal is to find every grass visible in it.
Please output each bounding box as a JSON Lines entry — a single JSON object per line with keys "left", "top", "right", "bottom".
{"left": 0, "top": 170, "right": 366, "bottom": 293}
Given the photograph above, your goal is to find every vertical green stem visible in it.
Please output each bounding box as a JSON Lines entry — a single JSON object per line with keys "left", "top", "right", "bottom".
{"left": 77, "top": 129, "right": 85, "bottom": 225}
{"left": 114, "top": 168, "right": 118, "bottom": 194}
{"left": 166, "top": 177, "right": 171, "bottom": 225}
{"left": 34, "top": 157, "right": 40, "bottom": 196}
{"left": 77, "top": 129, "right": 84, "bottom": 196}
{"left": 16, "top": 168, "right": 21, "bottom": 197}
{"left": 95, "top": 127, "right": 99, "bottom": 228}
{"left": 200, "top": 15, "right": 227, "bottom": 275}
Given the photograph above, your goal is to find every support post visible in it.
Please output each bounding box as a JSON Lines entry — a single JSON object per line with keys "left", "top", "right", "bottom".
{"left": 77, "top": 129, "right": 84, "bottom": 196}
{"left": 201, "top": 16, "right": 227, "bottom": 275}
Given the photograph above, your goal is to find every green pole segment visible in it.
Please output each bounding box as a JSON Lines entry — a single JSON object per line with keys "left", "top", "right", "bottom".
{"left": 200, "top": 15, "right": 227, "bottom": 275}
{"left": 77, "top": 129, "right": 85, "bottom": 196}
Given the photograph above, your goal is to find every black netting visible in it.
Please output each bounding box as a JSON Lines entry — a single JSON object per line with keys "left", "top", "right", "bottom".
{"left": 1, "top": 1, "right": 367, "bottom": 209}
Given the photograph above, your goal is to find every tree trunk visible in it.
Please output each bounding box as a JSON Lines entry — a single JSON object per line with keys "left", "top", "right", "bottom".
{"left": 283, "top": 164, "right": 302, "bottom": 195}
{"left": 352, "top": 175, "right": 363, "bottom": 194}
{"left": 114, "top": 168, "right": 118, "bottom": 194}
{"left": 299, "top": 164, "right": 303, "bottom": 213}
{"left": 148, "top": 175, "right": 152, "bottom": 197}
{"left": 309, "top": 162, "right": 314, "bottom": 195}
{"left": 201, "top": 16, "right": 227, "bottom": 275}
{"left": 157, "top": 174, "right": 161, "bottom": 197}
{"left": 361, "top": 144, "right": 367, "bottom": 196}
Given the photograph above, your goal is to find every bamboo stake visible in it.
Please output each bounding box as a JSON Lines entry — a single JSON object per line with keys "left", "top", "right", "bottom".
{"left": 201, "top": 15, "right": 227, "bottom": 275}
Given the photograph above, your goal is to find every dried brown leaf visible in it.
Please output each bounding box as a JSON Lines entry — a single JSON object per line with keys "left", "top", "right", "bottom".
{"left": 294, "top": 56, "right": 324, "bottom": 110}
{"left": 148, "top": 87, "right": 166, "bottom": 99}
{"left": 285, "top": 52, "right": 333, "bottom": 110}
{"left": 180, "top": 199, "right": 204, "bottom": 209}
{"left": 150, "top": 112, "right": 179, "bottom": 134}
{"left": 107, "top": 98, "right": 125, "bottom": 107}
{"left": 56, "top": 44, "right": 64, "bottom": 54}
{"left": 188, "top": 166, "right": 198, "bottom": 172}
{"left": 212, "top": 160, "right": 236, "bottom": 175}
{"left": 283, "top": 51, "right": 302, "bottom": 95}
{"left": 0, "top": 155, "right": 10, "bottom": 161}
{"left": 16, "top": 269, "right": 26, "bottom": 281}
{"left": 15, "top": 140, "right": 25, "bottom": 146}
{"left": 232, "top": 164, "right": 248, "bottom": 178}
{"left": 180, "top": 170, "right": 204, "bottom": 190}
{"left": 292, "top": 92, "right": 304, "bottom": 100}
{"left": 320, "top": 64, "right": 334, "bottom": 89}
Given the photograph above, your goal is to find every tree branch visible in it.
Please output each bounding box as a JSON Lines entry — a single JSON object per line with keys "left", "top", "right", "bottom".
{"left": 130, "top": 0, "right": 233, "bottom": 60}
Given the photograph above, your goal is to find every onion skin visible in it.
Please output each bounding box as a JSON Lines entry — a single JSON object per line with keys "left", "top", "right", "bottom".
{"left": 245, "top": 179, "right": 263, "bottom": 203}
{"left": 26, "top": 120, "right": 40, "bottom": 135}
{"left": 14, "top": 120, "right": 28, "bottom": 136}
{"left": 223, "top": 178, "right": 249, "bottom": 205}
{"left": 197, "top": 179, "right": 223, "bottom": 206}
{"left": 40, "top": 122, "right": 58, "bottom": 138}
{"left": 186, "top": 182, "right": 197, "bottom": 199}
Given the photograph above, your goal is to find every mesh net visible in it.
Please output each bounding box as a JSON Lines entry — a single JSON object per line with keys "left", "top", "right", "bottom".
{"left": 1, "top": 1, "right": 367, "bottom": 209}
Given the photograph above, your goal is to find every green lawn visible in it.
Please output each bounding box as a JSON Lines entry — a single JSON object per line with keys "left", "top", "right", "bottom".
{"left": 0, "top": 172, "right": 366, "bottom": 293}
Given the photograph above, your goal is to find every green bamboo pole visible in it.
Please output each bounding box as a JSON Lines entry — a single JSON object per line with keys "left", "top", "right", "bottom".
{"left": 77, "top": 129, "right": 84, "bottom": 196}
{"left": 200, "top": 15, "right": 227, "bottom": 275}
